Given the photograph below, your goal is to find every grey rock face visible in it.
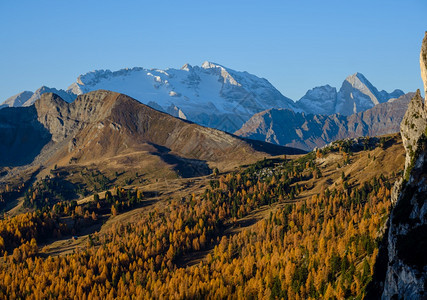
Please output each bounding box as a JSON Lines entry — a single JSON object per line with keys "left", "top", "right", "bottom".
{"left": 236, "top": 93, "right": 413, "bottom": 151}
{"left": 294, "top": 73, "right": 404, "bottom": 116}
{"left": 0, "top": 87, "right": 77, "bottom": 110}
{"left": 23, "top": 86, "right": 77, "bottom": 107}
{"left": 0, "top": 91, "right": 34, "bottom": 109}
{"left": 382, "top": 142, "right": 427, "bottom": 300}
{"left": 335, "top": 73, "right": 403, "bottom": 116}
{"left": 421, "top": 32, "right": 427, "bottom": 97}
{"left": 379, "top": 31, "right": 427, "bottom": 300}
{"left": 296, "top": 85, "right": 337, "bottom": 115}
{"left": 400, "top": 90, "right": 427, "bottom": 171}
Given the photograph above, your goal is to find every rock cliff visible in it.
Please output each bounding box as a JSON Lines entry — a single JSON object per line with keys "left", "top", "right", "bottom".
{"left": 371, "top": 31, "right": 427, "bottom": 300}
{"left": 421, "top": 32, "right": 427, "bottom": 97}
{"left": 400, "top": 90, "right": 427, "bottom": 172}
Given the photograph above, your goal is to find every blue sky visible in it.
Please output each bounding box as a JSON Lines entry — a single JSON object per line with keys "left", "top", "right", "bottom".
{"left": 0, "top": 0, "right": 426, "bottom": 102}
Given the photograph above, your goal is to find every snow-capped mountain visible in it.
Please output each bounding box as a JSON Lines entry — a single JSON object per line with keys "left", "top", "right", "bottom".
{"left": 296, "top": 85, "right": 337, "bottom": 115}
{"left": 0, "top": 87, "right": 76, "bottom": 110}
{"left": 295, "top": 73, "right": 404, "bottom": 115}
{"left": 1, "top": 64, "right": 405, "bottom": 133}
{"left": 335, "top": 72, "right": 404, "bottom": 115}
{"left": 22, "top": 86, "right": 76, "bottom": 107}
{"left": 0, "top": 91, "right": 33, "bottom": 109}
{"left": 66, "top": 62, "right": 295, "bottom": 132}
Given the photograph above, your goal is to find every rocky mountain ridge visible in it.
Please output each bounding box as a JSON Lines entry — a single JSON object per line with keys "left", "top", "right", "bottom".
{"left": 0, "top": 90, "right": 303, "bottom": 182}
{"left": 6, "top": 62, "right": 296, "bottom": 133}
{"left": 298, "top": 72, "right": 404, "bottom": 116}
{"left": 0, "top": 91, "right": 33, "bottom": 109}
{"left": 235, "top": 92, "right": 413, "bottom": 151}
{"left": 1, "top": 63, "right": 403, "bottom": 133}
{"left": 0, "top": 87, "right": 76, "bottom": 110}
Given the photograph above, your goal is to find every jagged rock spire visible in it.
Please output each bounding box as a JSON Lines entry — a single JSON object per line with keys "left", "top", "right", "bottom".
{"left": 420, "top": 31, "right": 427, "bottom": 101}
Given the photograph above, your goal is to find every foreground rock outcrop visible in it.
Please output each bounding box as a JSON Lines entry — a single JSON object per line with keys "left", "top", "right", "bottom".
{"left": 421, "top": 31, "right": 427, "bottom": 98}
{"left": 369, "top": 31, "right": 427, "bottom": 300}
{"left": 400, "top": 90, "right": 427, "bottom": 172}
{"left": 381, "top": 91, "right": 427, "bottom": 299}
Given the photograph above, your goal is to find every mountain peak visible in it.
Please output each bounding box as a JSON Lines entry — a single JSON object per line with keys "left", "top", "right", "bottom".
{"left": 353, "top": 71, "right": 365, "bottom": 78}
{"left": 237, "top": 92, "right": 413, "bottom": 151}
{"left": 76, "top": 69, "right": 113, "bottom": 86}
{"left": 335, "top": 72, "right": 404, "bottom": 115}
{"left": 0, "top": 91, "right": 34, "bottom": 108}
{"left": 296, "top": 85, "right": 337, "bottom": 115}
{"left": 59, "top": 62, "right": 296, "bottom": 132}
{"left": 181, "top": 63, "right": 192, "bottom": 71}
{"left": 344, "top": 72, "right": 370, "bottom": 86}
{"left": 75, "top": 68, "right": 146, "bottom": 87}
{"left": 201, "top": 61, "right": 223, "bottom": 69}
{"left": 1, "top": 89, "right": 300, "bottom": 171}
{"left": 294, "top": 72, "right": 404, "bottom": 116}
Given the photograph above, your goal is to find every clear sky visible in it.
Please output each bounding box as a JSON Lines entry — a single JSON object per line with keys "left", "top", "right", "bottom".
{"left": 0, "top": 0, "right": 426, "bottom": 102}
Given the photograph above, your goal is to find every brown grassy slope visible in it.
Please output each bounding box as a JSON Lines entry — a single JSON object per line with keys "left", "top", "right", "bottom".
{"left": 1, "top": 90, "right": 304, "bottom": 214}
{"left": 295, "top": 133, "right": 405, "bottom": 202}
{"left": 41, "top": 134, "right": 405, "bottom": 259}
{"left": 34, "top": 90, "right": 303, "bottom": 176}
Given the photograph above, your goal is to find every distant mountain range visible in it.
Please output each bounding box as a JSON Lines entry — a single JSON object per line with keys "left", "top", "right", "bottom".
{"left": 297, "top": 72, "right": 404, "bottom": 116}
{"left": 1, "top": 62, "right": 296, "bottom": 133}
{"left": 236, "top": 93, "right": 414, "bottom": 151}
{"left": 0, "top": 63, "right": 404, "bottom": 133}
{"left": 0, "top": 86, "right": 76, "bottom": 109}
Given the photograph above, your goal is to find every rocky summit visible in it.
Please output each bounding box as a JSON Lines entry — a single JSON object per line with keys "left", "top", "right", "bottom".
{"left": 297, "top": 73, "right": 404, "bottom": 116}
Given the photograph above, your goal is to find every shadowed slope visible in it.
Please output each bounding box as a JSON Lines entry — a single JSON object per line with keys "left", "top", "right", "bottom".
{"left": 1, "top": 90, "right": 304, "bottom": 183}
{"left": 0, "top": 106, "right": 51, "bottom": 167}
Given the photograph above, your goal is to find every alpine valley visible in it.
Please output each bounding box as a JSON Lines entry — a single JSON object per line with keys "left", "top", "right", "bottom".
{"left": 0, "top": 29, "right": 425, "bottom": 300}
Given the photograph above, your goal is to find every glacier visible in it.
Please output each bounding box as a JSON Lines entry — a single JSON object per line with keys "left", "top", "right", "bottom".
{"left": 66, "top": 62, "right": 296, "bottom": 132}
